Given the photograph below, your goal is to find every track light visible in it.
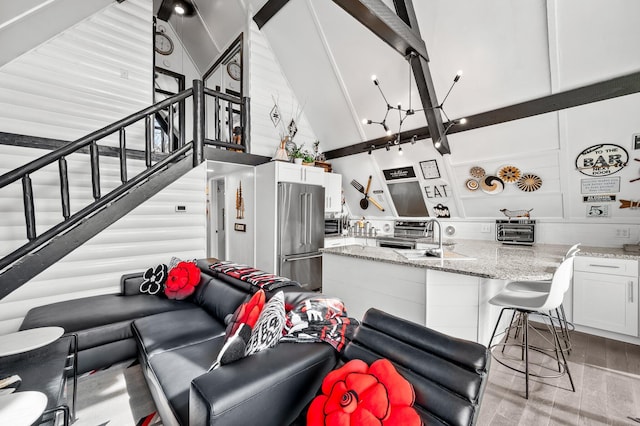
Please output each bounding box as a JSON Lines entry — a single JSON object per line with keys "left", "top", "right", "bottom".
{"left": 398, "top": 146, "right": 403, "bottom": 155}
{"left": 368, "top": 145, "right": 374, "bottom": 155}
{"left": 385, "top": 143, "right": 390, "bottom": 152}
{"left": 411, "top": 135, "right": 417, "bottom": 144}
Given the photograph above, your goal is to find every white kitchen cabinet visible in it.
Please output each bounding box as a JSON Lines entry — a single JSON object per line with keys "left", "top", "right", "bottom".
{"left": 573, "top": 257, "right": 639, "bottom": 336}
{"left": 277, "top": 162, "right": 324, "bottom": 185}
{"left": 324, "top": 173, "right": 342, "bottom": 213}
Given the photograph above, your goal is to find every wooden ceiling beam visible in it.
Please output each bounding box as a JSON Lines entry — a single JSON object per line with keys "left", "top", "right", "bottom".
{"left": 324, "top": 70, "right": 640, "bottom": 159}
{"left": 331, "top": 0, "right": 428, "bottom": 60}
{"left": 253, "top": 0, "right": 290, "bottom": 29}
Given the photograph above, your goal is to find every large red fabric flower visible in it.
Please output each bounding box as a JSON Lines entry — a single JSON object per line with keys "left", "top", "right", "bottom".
{"left": 165, "top": 261, "right": 201, "bottom": 300}
{"left": 307, "top": 359, "right": 421, "bottom": 426}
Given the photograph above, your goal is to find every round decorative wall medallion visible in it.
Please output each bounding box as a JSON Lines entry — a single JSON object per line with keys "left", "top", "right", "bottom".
{"left": 497, "top": 165, "right": 521, "bottom": 183}
{"left": 470, "top": 166, "right": 485, "bottom": 178}
{"left": 465, "top": 178, "right": 479, "bottom": 191}
{"left": 480, "top": 176, "right": 505, "bottom": 194}
{"left": 517, "top": 174, "right": 543, "bottom": 192}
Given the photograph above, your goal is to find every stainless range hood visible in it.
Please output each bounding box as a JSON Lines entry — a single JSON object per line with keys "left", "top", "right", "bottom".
{"left": 387, "top": 182, "right": 429, "bottom": 217}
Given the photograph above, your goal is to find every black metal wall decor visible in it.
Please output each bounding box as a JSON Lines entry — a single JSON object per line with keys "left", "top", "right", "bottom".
{"left": 575, "top": 144, "right": 628, "bottom": 177}
{"left": 432, "top": 203, "right": 450, "bottom": 218}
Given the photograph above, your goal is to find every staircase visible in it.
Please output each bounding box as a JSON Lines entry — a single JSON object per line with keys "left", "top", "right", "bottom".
{"left": 0, "top": 80, "right": 249, "bottom": 299}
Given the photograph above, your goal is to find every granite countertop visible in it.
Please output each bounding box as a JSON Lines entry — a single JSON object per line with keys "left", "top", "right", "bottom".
{"left": 321, "top": 239, "right": 640, "bottom": 281}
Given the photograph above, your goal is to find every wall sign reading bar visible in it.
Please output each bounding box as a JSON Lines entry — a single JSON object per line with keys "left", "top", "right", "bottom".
{"left": 575, "top": 144, "right": 628, "bottom": 176}
{"left": 383, "top": 166, "right": 416, "bottom": 180}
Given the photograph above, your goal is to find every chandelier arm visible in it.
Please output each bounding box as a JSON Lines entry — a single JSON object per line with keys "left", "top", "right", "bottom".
{"left": 439, "top": 79, "right": 458, "bottom": 109}
{"left": 375, "top": 83, "right": 391, "bottom": 107}
{"left": 440, "top": 108, "right": 452, "bottom": 124}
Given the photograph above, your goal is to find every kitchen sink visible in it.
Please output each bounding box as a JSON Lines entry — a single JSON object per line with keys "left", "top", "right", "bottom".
{"left": 394, "top": 249, "right": 475, "bottom": 261}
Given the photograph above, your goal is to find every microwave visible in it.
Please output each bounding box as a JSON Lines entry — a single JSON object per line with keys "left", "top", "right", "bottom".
{"left": 324, "top": 219, "right": 342, "bottom": 236}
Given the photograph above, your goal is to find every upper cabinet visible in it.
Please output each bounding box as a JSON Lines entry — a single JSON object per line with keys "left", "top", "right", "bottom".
{"left": 277, "top": 162, "right": 324, "bottom": 186}
{"left": 324, "top": 173, "right": 342, "bottom": 213}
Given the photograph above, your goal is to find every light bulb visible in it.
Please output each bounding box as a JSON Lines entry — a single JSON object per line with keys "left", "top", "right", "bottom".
{"left": 362, "top": 118, "right": 368, "bottom": 125}
{"left": 371, "top": 75, "right": 377, "bottom": 81}
{"left": 386, "top": 129, "right": 392, "bottom": 136}
{"left": 397, "top": 102, "right": 402, "bottom": 109}
{"left": 434, "top": 139, "right": 442, "bottom": 148}
{"left": 459, "top": 118, "right": 467, "bottom": 124}
{"left": 453, "top": 70, "right": 463, "bottom": 83}
{"left": 398, "top": 146, "right": 403, "bottom": 155}
{"left": 175, "top": 4, "right": 185, "bottom": 14}
{"left": 457, "top": 70, "right": 463, "bottom": 77}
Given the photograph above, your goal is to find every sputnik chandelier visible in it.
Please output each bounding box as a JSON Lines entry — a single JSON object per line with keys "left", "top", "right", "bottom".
{"left": 362, "top": 51, "right": 466, "bottom": 155}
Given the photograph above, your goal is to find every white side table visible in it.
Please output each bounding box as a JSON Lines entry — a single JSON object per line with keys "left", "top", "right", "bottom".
{"left": 0, "top": 327, "right": 64, "bottom": 357}
{"left": 0, "top": 391, "right": 47, "bottom": 426}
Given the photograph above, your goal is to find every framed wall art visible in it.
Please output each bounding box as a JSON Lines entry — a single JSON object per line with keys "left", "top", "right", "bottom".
{"left": 419, "top": 160, "right": 440, "bottom": 179}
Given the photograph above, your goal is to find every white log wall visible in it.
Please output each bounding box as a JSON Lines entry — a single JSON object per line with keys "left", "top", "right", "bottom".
{"left": 0, "top": 0, "right": 207, "bottom": 334}
{"left": 247, "top": 19, "right": 318, "bottom": 157}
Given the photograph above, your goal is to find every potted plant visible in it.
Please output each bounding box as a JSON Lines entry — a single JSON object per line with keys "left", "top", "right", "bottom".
{"left": 302, "top": 150, "right": 315, "bottom": 166}
{"left": 289, "top": 143, "right": 305, "bottom": 165}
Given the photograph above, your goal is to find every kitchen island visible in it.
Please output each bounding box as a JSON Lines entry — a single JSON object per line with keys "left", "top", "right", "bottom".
{"left": 322, "top": 240, "right": 639, "bottom": 346}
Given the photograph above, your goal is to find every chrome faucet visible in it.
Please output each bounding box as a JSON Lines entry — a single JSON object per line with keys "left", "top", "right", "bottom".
{"left": 424, "top": 218, "right": 443, "bottom": 258}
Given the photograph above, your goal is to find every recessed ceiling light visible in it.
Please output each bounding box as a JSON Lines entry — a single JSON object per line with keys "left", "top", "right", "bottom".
{"left": 174, "top": 4, "right": 185, "bottom": 14}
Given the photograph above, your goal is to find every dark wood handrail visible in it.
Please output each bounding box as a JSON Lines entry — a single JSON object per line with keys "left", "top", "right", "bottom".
{"left": 0, "top": 89, "right": 193, "bottom": 189}
{"left": 0, "top": 144, "right": 192, "bottom": 271}
{"left": 0, "top": 80, "right": 252, "bottom": 275}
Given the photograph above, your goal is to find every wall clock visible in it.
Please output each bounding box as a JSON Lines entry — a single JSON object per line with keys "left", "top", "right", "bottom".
{"left": 155, "top": 30, "right": 174, "bottom": 56}
{"left": 226, "top": 60, "right": 241, "bottom": 81}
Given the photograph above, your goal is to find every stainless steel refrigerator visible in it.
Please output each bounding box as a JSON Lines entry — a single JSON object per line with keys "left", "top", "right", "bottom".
{"left": 278, "top": 182, "right": 324, "bottom": 291}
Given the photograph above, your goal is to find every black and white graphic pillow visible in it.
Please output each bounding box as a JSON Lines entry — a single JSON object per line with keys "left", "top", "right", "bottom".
{"left": 245, "top": 291, "right": 285, "bottom": 356}
{"left": 140, "top": 264, "right": 168, "bottom": 295}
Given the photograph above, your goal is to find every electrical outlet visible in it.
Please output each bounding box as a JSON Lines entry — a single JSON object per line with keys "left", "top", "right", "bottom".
{"left": 480, "top": 224, "right": 491, "bottom": 233}
{"left": 615, "top": 228, "right": 630, "bottom": 238}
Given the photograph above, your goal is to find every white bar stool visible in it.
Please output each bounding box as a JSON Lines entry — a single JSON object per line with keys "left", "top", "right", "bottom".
{"left": 488, "top": 256, "right": 576, "bottom": 399}
{"left": 502, "top": 243, "right": 580, "bottom": 352}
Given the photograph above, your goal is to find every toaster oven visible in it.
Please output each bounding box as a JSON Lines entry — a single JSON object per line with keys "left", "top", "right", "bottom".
{"left": 496, "top": 220, "right": 536, "bottom": 245}
{"left": 324, "top": 218, "right": 342, "bottom": 236}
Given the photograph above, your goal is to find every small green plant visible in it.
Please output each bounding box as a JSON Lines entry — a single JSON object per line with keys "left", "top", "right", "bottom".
{"left": 288, "top": 143, "right": 305, "bottom": 159}
{"left": 302, "top": 151, "right": 315, "bottom": 163}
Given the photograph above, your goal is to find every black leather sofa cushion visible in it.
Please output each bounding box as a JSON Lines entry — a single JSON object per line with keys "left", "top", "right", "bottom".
{"left": 147, "top": 336, "right": 226, "bottom": 424}
{"left": 20, "top": 293, "right": 194, "bottom": 333}
{"left": 189, "top": 342, "right": 337, "bottom": 426}
{"left": 194, "top": 277, "right": 250, "bottom": 322}
{"left": 132, "top": 308, "right": 225, "bottom": 362}
{"left": 341, "top": 308, "right": 490, "bottom": 426}
{"left": 74, "top": 319, "right": 137, "bottom": 351}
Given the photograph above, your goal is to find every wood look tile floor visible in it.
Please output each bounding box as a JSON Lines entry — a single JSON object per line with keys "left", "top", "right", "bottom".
{"left": 477, "top": 324, "right": 640, "bottom": 425}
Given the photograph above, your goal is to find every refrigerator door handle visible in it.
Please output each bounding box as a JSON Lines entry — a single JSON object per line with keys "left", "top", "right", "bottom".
{"left": 300, "top": 192, "right": 307, "bottom": 246}
{"left": 307, "top": 192, "right": 313, "bottom": 248}
{"left": 283, "top": 252, "right": 323, "bottom": 262}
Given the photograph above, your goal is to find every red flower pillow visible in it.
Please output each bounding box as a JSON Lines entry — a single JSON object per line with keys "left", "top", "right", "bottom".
{"left": 307, "top": 358, "right": 421, "bottom": 426}
{"left": 225, "top": 289, "right": 266, "bottom": 339}
{"left": 164, "top": 261, "right": 201, "bottom": 300}
{"left": 208, "top": 289, "right": 267, "bottom": 371}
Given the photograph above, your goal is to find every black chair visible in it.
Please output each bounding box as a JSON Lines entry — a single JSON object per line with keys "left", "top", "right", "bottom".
{"left": 340, "top": 308, "right": 491, "bottom": 426}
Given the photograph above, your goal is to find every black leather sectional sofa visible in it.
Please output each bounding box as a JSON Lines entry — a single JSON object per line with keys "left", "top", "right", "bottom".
{"left": 20, "top": 258, "right": 492, "bottom": 426}
{"left": 21, "top": 259, "right": 338, "bottom": 425}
